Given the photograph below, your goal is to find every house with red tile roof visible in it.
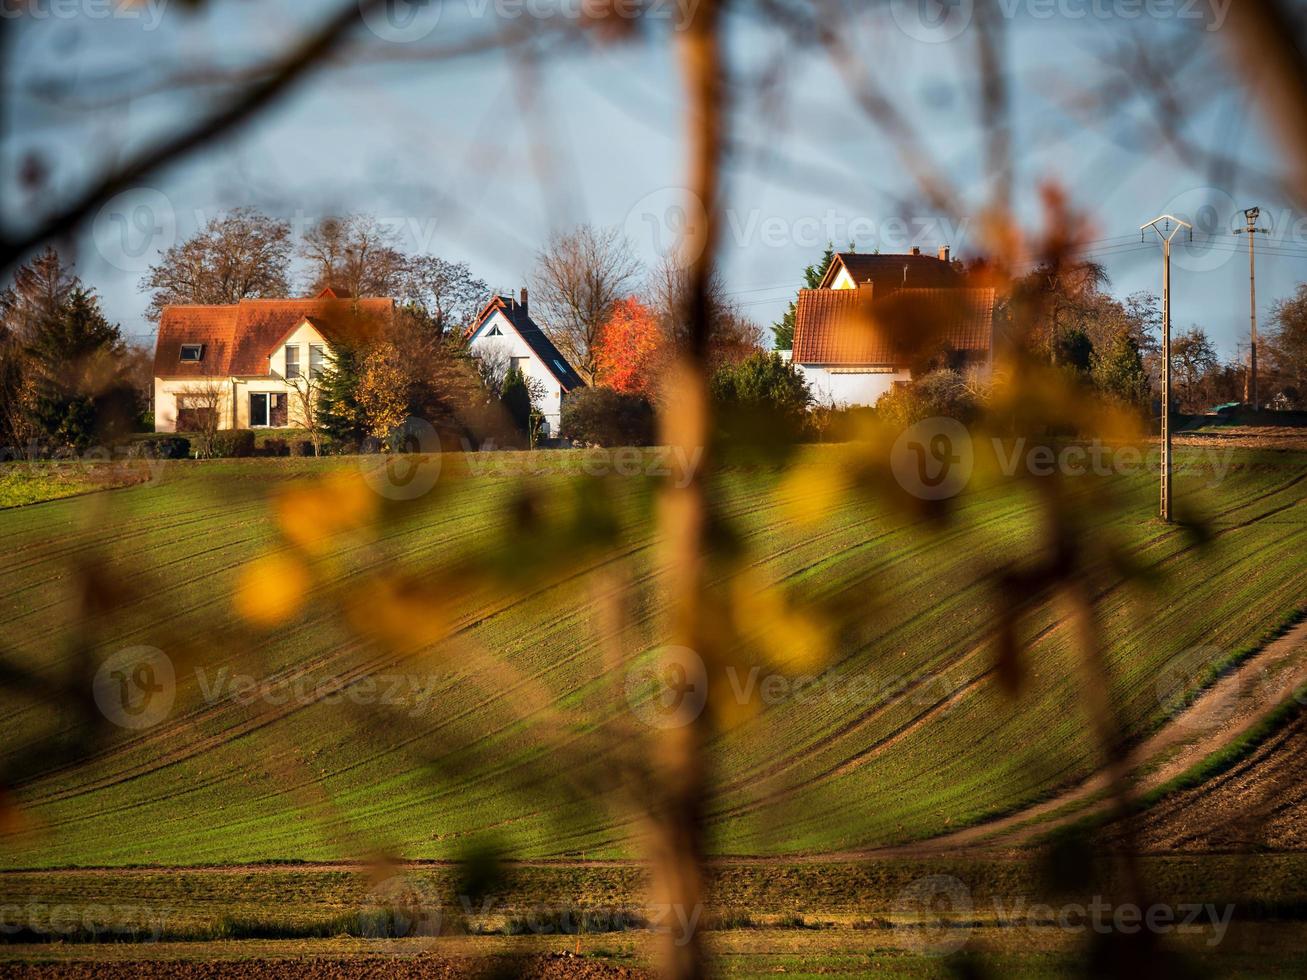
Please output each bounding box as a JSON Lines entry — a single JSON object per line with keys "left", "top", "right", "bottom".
{"left": 152, "top": 287, "right": 393, "bottom": 432}
{"left": 787, "top": 248, "right": 995, "bottom": 407}
{"left": 465, "top": 289, "right": 585, "bottom": 438}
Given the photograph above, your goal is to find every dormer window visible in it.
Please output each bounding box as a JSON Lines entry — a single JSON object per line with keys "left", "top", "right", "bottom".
{"left": 179, "top": 344, "right": 203, "bottom": 362}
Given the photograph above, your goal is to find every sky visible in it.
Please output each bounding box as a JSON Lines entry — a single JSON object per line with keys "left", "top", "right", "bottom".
{"left": 5, "top": 0, "right": 1306, "bottom": 361}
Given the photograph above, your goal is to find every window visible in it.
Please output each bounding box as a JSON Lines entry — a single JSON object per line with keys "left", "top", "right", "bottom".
{"left": 309, "top": 345, "right": 326, "bottom": 379}
{"left": 251, "top": 393, "right": 287, "bottom": 427}
{"left": 285, "top": 345, "right": 301, "bottom": 379}
{"left": 510, "top": 356, "right": 530, "bottom": 375}
{"left": 486, "top": 325, "right": 502, "bottom": 337}
{"left": 179, "top": 344, "right": 203, "bottom": 362}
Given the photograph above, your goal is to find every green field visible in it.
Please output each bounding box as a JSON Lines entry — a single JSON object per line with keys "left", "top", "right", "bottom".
{"left": 0, "top": 444, "right": 1304, "bottom": 869}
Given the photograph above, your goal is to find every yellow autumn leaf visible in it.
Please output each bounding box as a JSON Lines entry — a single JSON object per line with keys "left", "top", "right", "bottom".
{"left": 234, "top": 552, "right": 310, "bottom": 627}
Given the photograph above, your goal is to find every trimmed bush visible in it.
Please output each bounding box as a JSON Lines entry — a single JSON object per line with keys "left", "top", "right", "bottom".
{"left": 293, "top": 440, "right": 317, "bottom": 457}
{"left": 261, "top": 438, "right": 290, "bottom": 457}
{"left": 209, "top": 430, "right": 255, "bottom": 458}
{"left": 561, "top": 388, "right": 656, "bottom": 447}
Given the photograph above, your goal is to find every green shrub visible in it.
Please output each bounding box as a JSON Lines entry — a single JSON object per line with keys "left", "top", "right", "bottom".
{"left": 261, "top": 438, "right": 290, "bottom": 457}
{"left": 561, "top": 387, "right": 656, "bottom": 447}
{"left": 126, "top": 436, "right": 190, "bottom": 460}
{"left": 710, "top": 351, "right": 811, "bottom": 456}
{"left": 293, "top": 440, "right": 316, "bottom": 457}
{"left": 209, "top": 430, "right": 255, "bottom": 458}
{"left": 874, "top": 370, "right": 981, "bottom": 429}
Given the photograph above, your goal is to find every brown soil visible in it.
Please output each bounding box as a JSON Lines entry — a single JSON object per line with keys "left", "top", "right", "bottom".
{"left": 1125, "top": 713, "right": 1307, "bottom": 853}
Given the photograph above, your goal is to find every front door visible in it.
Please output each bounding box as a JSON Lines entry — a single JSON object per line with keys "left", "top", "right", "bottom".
{"left": 249, "top": 393, "right": 268, "bottom": 427}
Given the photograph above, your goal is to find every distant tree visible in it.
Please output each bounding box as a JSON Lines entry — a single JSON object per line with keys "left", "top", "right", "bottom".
{"left": 27, "top": 288, "right": 139, "bottom": 449}
{"left": 1, "top": 247, "right": 78, "bottom": 340}
{"left": 1053, "top": 327, "right": 1093, "bottom": 372}
{"left": 1091, "top": 331, "right": 1149, "bottom": 408}
{"left": 561, "top": 387, "right": 656, "bottom": 446}
{"left": 772, "top": 243, "right": 835, "bottom": 350}
{"left": 301, "top": 214, "right": 407, "bottom": 298}
{"left": 1267, "top": 284, "right": 1307, "bottom": 408}
{"left": 499, "top": 366, "right": 547, "bottom": 447}
{"left": 647, "top": 257, "right": 763, "bottom": 374}
{"left": 1170, "top": 327, "right": 1220, "bottom": 413}
{"left": 876, "top": 369, "right": 982, "bottom": 429}
{"left": 186, "top": 380, "right": 228, "bottom": 459}
{"left": 317, "top": 344, "right": 369, "bottom": 446}
{"left": 710, "top": 351, "right": 811, "bottom": 446}
{"left": 596, "top": 297, "right": 663, "bottom": 396}
{"left": 0, "top": 248, "right": 78, "bottom": 448}
{"left": 140, "top": 209, "right": 291, "bottom": 319}
{"left": 532, "top": 225, "right": 641, "bottom": 385}
{"left": 402, "top": 256, "right": 489, "bottom": 337}
{"left": 356, "top": 342, "right": 411, "bottom": 440}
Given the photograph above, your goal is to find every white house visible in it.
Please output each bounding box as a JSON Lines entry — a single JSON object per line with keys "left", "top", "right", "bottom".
{"left": 465, "top": 290, "right": 585, "bottom": 437}
{"left": 789, "top": 248, "right": 995, "bottom": 407}
{"left": 152, "top": 288, "right": 393, "bottom": 431}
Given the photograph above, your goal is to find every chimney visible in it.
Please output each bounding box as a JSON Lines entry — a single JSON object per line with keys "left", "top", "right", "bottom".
{"left": 910, "top": 246, "right": 921, "bottom": 256}
{"left": 938, "top": 245, "right": 951, "bottom": 263}
{"left": 519, "top": 286, "right": 529, "bottom": 314}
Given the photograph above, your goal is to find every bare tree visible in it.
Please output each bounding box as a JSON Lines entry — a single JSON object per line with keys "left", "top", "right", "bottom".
{"left": 646, "top": 256, "right": 763, "bottom": 375}
{"left": 531, "top": 225, "right": 641, "bottom": 384}
{"left": 301, "top": 214, "right": 407, "bottom": 298}
{"left": 288, "top": 374, "right": 325, "bottom": 456}
{"left": 182, "top": 380, "right": 227, "bottom": 458}
{"left": 402, "top": 256, "right": 489, "bottom": 337}
{"left": 141, "top": 209, "right": 292, "bottom": 320}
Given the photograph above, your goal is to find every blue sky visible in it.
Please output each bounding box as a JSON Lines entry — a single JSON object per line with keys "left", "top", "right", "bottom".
{"left": 6, "top": 0, "right": 1304, "bottom": 360}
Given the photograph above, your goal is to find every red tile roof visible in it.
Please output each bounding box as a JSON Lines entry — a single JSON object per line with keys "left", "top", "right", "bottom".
{"left": 819, "top": 252, "right": 960, "bottom": 290}
{"left": 792, "top": 285, "right": 994, "bottom": 366}
{"left": 154, "top": 297, "right": 393, "bottom": 378}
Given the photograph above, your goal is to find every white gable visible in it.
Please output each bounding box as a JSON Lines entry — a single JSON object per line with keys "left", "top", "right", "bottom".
{"left": 468, "top": 309, "right": 567, "bottom": 436}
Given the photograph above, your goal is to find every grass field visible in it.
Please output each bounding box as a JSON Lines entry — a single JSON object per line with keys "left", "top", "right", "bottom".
{"left": 0, "top": 442, "right": 1303, "bottom": 871}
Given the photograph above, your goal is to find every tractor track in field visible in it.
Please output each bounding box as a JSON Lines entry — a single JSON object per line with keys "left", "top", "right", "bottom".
{"left": 4, "top": 460, "right": 1304, "bottom": 867}
{"left": 14, "top": 475, "right": 846, "bottom": 826}
{"left": 565, "top": 472, "right": 1307, "bottom": 855}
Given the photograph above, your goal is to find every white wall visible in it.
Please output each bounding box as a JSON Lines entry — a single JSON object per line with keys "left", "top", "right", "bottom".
{"left": 795, "top": 364, "right": 909, "bottom": 409}
{"left": 468, "top": 310, "right": 566, "bottom": 436}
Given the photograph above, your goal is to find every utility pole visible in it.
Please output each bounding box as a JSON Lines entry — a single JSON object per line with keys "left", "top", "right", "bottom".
{"left": 1142, "top": 214, "right": 1192, "bottom": 523}
{"left": 1235, "top": 207, "right": 1269, "bottom": 411}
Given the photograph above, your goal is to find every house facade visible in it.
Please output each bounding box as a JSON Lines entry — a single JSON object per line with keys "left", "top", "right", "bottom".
{"left": 789, "top": 248, "right": 995, "bottom": 407}
{"left": 465, "top": 290, "right": 585, "bottom": 438}
{"left": 152, "top": 288, "right": 393, "bottom": 432}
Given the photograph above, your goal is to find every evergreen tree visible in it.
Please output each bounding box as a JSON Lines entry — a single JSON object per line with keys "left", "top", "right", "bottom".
{"left": 500, "top": 366, "right": 532, "bottom": 439}
{"left": 27, "top": 288, "right": 137, "bottom": 448}
{"left": 316, "top": 344, "right": 369, "bottom": 446}
{"left": 772, "top": 244, "right": 836, "bottom": 350}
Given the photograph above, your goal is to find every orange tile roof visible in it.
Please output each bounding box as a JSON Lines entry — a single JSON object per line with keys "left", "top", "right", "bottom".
{"left": 792, "top": 285, "right": 994, "bottom": 366}
{"left": 154, "top": 297, "right": 393, "bottom": 378}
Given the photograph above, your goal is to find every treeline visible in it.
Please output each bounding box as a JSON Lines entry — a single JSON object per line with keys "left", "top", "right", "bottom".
{"left": 0, "top": 250, "right": 149, "bottom": 453}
